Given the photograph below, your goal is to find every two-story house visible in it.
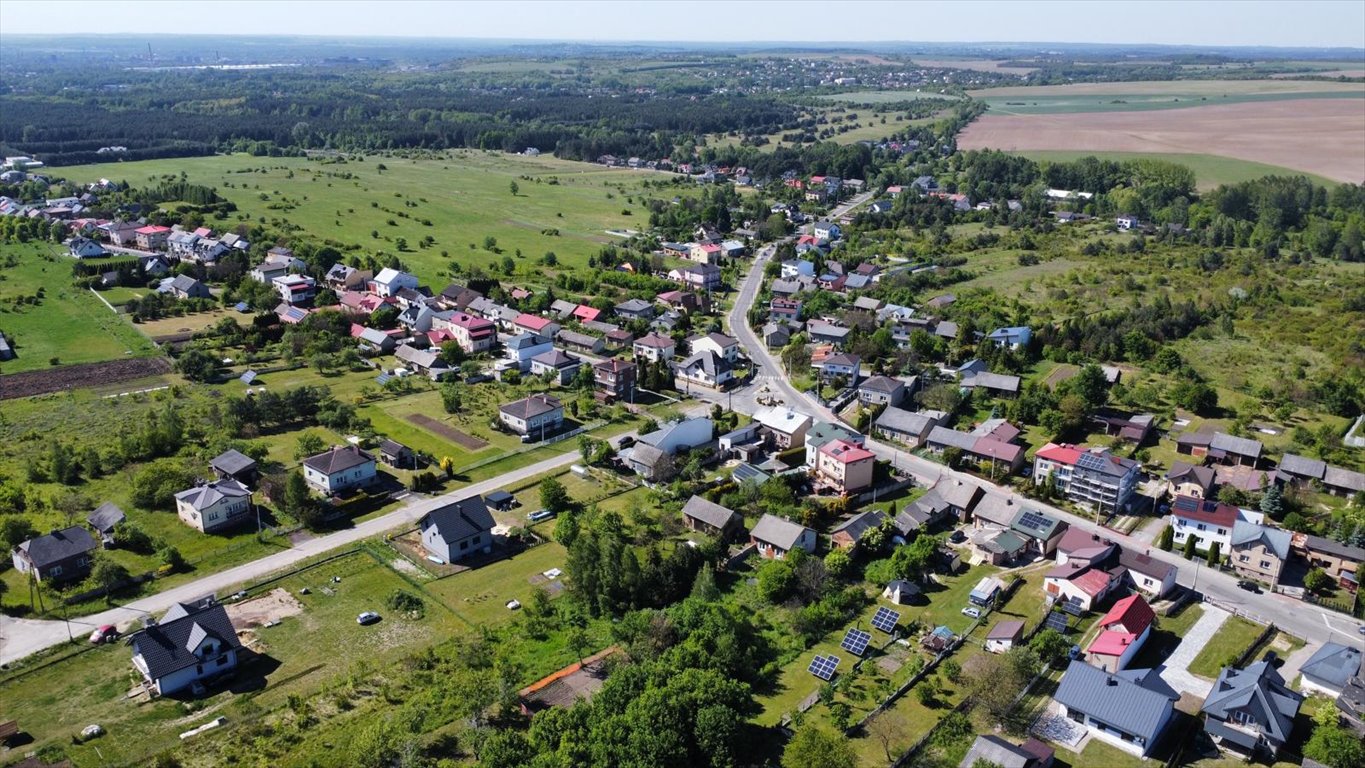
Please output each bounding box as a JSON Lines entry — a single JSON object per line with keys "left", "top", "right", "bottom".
{"left": 754, "top": 406, "right": 812, "bottom": 450}
{"left": 1229, "top": 521, "right": 1291, "bottom": 587}
{"left": 593, "top": 358, "right": 637, "bottom": 402}
{"left": 370, "top": 267, "right": 420, "bottom": 297}
{"left": 1054, "top": 660, "right": 1178, "bottom": 757}
{"left": 675, "top": 350, "right": 733, "bottom": 390}
{"left": 302, "top": 445, "right": 377, "bottom": 495}
{"left": 129, "top": 599, "right": 242, "bottom": 696}
{"left": 1033, "top": 443, "right": 1141, "bottom": 515}
{"left": 504, "top": 333, "right": 555, "bottom": 371}
{"left": 814, "top": 438, "right": 876, "bottom": 495}
{"left": 273, "top": 274, "right": 316, "bottom": 305}
{"left": 857, "top": 375, "right": 907, "bottom": 407}
{"left": 437, "top": 311, "right": 496, "bottom": 354}
{"left": 419, "top": 496, "right": 495, "bottom": 564}
{"left": 633, "top": 332, "right": 676, "bottom": 363}
{"left": 687, "top": 332, "right": 739, "bottom": 363}
{"left": 1170, "top": 495, "right": 1261, "bottom": 554}
{"left": 498, "top": 394, "right": 564, "bottom": 439}
{"left": 175, "top": 479, "right": 252, "bottom": 534}
{"left": 1200, "top": 661, "right": 1302, "bottom": 759}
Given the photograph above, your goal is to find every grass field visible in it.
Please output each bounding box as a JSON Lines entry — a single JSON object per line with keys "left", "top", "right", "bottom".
{"left": 1010, "top": 150, "right": 1337, "bottom": 189}
{"left": 1187, "top": 615, "right": 1265, "bottom": 678}
{"left": 54, "top": 151, "right": 694, "bottom": 290}
{"left": 0, "top": 243, "right": 160, "bottom": 373}
{"left": 969, "top": 79, "right": 1365, "bottom": 114}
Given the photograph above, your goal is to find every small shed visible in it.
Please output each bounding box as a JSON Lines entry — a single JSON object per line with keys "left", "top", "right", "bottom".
{"left": 882, "top": 579, "right": 921, "bottom": 605}
{"left": 969, "top": 576, "right": 1004, "bottom": 606}
{"left": 486, "top": 490, "right": 516, "bottom": 511}
{"left": 87, "top": 502, "right": 127, "bottom": 546}
{"left": 379, "top": 439, "right": 415, "bottom": 469}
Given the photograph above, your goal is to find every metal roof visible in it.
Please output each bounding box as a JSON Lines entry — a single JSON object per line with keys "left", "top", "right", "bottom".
{"left": 1055, "top": 660, "right": 1177, "bottom": 744}
{"left": 1230, "top": 520, "right": 1291, "bottom": 560}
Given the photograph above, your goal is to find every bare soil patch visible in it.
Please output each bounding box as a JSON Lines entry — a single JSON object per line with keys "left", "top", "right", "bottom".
{"left": 227, "top": 588, "right": 304, "bottom": 629}
{"left": 970, "top": 80, "right": 1365, "bottom": 98}
{"left": 913, "top": 58, "right": 1036, "bottom": 75}
{"left": 0, "top": 356, "right": 172, "bottom": 400}
{"left": 406, "top": 413, "right": 489, "bottom": 449}
{"left": 959, "top": 99, "right": 1365, "bottom": 183}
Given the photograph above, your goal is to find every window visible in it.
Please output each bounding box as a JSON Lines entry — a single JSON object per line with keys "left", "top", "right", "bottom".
{"left": 472, "top": 535, "right": 481, "bottom": 545}
{"left": 1239, "top": 555, "right": 1249, "bottom": 562}
{"left": 50, "top": 565, "right": 64, "bottom": 577}
{"left": 1260, "top": 561, "right": 1271, "bottom": 569}
{"left": 1232, "top": 710, "right": 1255, "bottom": 726}
{"left": 460, "top": 540, "right": 469, "bottom": 551}
{"left": 1197, "top": 523, "right": 1206, "bottom": 531}
{"left": 1217, "top": 528, "right": 1227, "bottom": 535}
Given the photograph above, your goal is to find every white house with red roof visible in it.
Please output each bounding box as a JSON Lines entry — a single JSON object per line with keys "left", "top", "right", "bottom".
{"left": 1086, "top": 594, "right": 1155, "bottom": 672}
{"left": 135, "top": 224, "right": 172, "bottom": 250}
{"left": 633, "top": 332, "right": 676, "bottom": 363}
{"left": 435, "top": 311, "right": 496, "bottom": 353}
{"left": 814, "top": 438, "right": 876, "bottom": 495}
{"left": 1044, "top": 559, "right": 1123, "bottom": 612}
{"left": 512, "top": 312, "right": 559, "bottom": 339}
{"left": 1034, "top": 443, "right": 1141, "bottom": 515}
{"left": 1170, "top": 495, "right": 1261, "bottom": 553}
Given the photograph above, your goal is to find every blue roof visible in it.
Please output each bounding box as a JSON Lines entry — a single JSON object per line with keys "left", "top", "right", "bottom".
{"left": 1055, "top": 661, "right": 1176, "bottom": 744}
{"left": 234, "top": 301, "right": 250, "bottom": 312}
{"left": 989, "top": 326, "right": 1031, "bottom": 338}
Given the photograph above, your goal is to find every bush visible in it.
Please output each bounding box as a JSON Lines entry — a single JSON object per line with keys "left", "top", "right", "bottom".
{"left": 384, "top": 589, "right": 425, "bottom": 619}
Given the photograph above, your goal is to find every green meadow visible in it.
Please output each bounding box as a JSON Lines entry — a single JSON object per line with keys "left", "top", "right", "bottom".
{"left": 1010, "top": 150, "right": 1337, "bottom": 189}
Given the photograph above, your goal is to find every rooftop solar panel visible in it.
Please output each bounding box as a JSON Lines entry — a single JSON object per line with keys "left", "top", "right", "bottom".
{"left": 871, "top": 606, "right": 901, "bottom": 634}
{"left": 1016, "top": 511, "right": 1051, "bottom": 532}
{"left": 1075, "top": 452, "right": 1109, "bottom": 472}
{"left": 841, "top": 629, "right": 871, "bottom": 657}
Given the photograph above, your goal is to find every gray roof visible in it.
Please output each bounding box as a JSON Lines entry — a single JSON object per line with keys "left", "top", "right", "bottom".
{"left": 1010, "top": 508, "right": 1065, "bottom": 540}
{"left": 859, "top": 375, "right": 905, "bottom": 394}
{"left": 875, "top": 407, "right": 937, "bottom": 437}
{"left": 500, "top": 394, "right": 562, "bottom": 420}
{"left": 130, "top": 602, "right": 242, "bottom": 681}
{"left": 957, "top": 735, "right": 1032, "bottom": 768}
{"left": 358, "top": 327, "right": 390, "bottom": 346}
{"left": 18, "top": 526, "right": 97, "bottom": 568}
{"left": 1230, "top": 520, "right": 1291, "bottom": 560}
{"left": 807, "top": 421, "right": 861, "bottom": 450}
{"left": 831, "top": 510, "right": 886, "bottom": 541}
{"left": 532, "top": 349, "right": 578, "bottom": 368}
{"left": 1303, "top": 534, "right": 1365, "bottom": 562}
{"left": 175, "top": 478, "right": 250, "bottom": 511}
{"left": 807, "top": 320, "right": 851, "bottom": 339}
{"left": 421, "top": 496, "right": 495, "bottom": 544}
{"left": 681, "top": 496, "right": 741, "bottom": 531}
{"left": 1210, "top": 432, "right": 1264, "bottom": 459}
{"left": 750, "top": 514, "right": 811, "bottom": 551}
{"left": 1277, "top": 453, "right": 1325, "bottom": 479}
{"left": 961, "top": 371, "right": 1021, "bottom": 393}
{"left": 1324, "top": 465, "right": 1365, "bottom": 493}
{"left": 1300, "top": 642, "right": 1362, "bottom": 690}
{"left": 210, "top": 449, "right": 257, "bottom": 477}
{"left": 1201, "top": 661, "right": 1301, "bottom": 748}
{"left": 302, "top": 445, "right": 374, "bottom": 475}
{"left": 170, "top": 274, "right": 203, "bottom": 293}
{"left": 972, "top": 492, "right": 1021, "bottom": 528}
{"left": 927, "top": 426, "right": 978, "bottom": 452}
{"left": 616, "top": 298, "right": 653, "bottom": 314}
{"left": 1166, "top": 461, "right": 1216, "bottom": 490}
{"left": 1055, "top": 660, "right": 1177, "bottom": 744}
{"left": 87, "top": 502, "right": 127, "bottom": 533}
{"left": 678, "top": 350, "right": 732, "bottom": 377}
{"left": 556, "top": 330, "right": 601, "bottom": 349}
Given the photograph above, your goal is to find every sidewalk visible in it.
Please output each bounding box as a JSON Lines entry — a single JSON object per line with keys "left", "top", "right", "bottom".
{"left": 1160, "top": 603, "right": 1230, "bottom": 697}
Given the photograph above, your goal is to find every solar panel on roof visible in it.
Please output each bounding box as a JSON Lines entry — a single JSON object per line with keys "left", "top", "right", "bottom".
{"left": 1075, "top": 452, "right": 1109, "bottom": 472}
{"left": 872, "top": 607, "right": 901, "bottom": 634}
{"left": 841, "top": 629, "right": 871, "bottom": 657}
{"left": 1045, "top": 611, "right": 1070, "bottom": 633}
{"left": 1017, "top": 511, "right": 1051, "bottom": 532}
{"left": 808, "top": 654, "right": 840, "bottom": 681}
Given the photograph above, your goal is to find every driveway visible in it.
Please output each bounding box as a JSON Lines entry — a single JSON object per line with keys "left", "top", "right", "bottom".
{"left": 1159, "top": 603, "right": 1230, "bottom": 697}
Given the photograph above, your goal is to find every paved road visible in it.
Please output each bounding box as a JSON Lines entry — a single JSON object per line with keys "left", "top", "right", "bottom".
{"left": 723, "top": 242, "right": 1362, "bottom": 649}
{"left": 0, "top": 407, "right": 704, "bottom": 665}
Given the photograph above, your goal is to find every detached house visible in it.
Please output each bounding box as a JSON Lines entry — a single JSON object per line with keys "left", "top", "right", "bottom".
{"left": 12, "top": 526, "right": 97, "bottom": 583}
{"left": 370, "top": 268, "right": 420, "bottom": 297}
{"left": 688, "top": 332, "right": 740, "bottom": 363}
{"left": 857, "top": 375, "right": 908, "bottom": 407}
{"left": 499, "top": 394, "right": 564, "bottom": 439}
{"left": 675, "top": 350, "right": 733, "bottom": 389}
{"left": 1054, "top": 660, "right": 1177, "bottom": 757}
{"left": 439, "top": 312, "right": 496, "bottom": 354}
{"left": 1170, "top": 495, "right": 1261, "bottom": 554}
{"left": 1200, "top": 661, "right": 1302, "bottom": 759}
{"left": 681, "top": 496, "right": 743, "bottom": 541}
{"left": 302, "top": 445, "right": 377, "bottom": 495}
{"left": 129, "top": 599, "right": 242, "bottom": 696}
{"left": 1032, "top": 443, "right": 1141, "bottom": 515}
{"left": 1086, "top": 594, "right": 1155, "bottom": 673}
{"left": 634, "top": 332, "right": 676, "bottom": 362}
{"left": 1229, "top": 521, "right": 1290, "bottom": 587}
{"left": 814, "top": 438, "right": 876, "bottom": 495}
{"left": 1298, "top": 642, "right": 1362, "bottom": 698}
{"left": 750, "top": 514, "right": 816, "bottom": 559}
{"left": 754, "top": 406, "right": 812, "bottom": 450}
{"left": 593, "top": 358, "right": 637, "bottom": 402}
{"left": 175, "top": 479, "right": 252, "bottom": 534}
{"left": 419, "top": 496, "right": 495, "bottom": 564}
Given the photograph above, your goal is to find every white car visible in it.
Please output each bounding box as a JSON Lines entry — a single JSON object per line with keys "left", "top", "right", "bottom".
{"left": 961, "top": 607, "right": 981, "bottom": 619}
{"left": 356, "top": 611, "right": 381, "bottom": 626}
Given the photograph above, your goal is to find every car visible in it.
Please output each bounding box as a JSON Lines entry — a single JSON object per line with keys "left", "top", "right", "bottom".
{"left": 1358, "top": 625, "right": 1365, "bottom": 636}
{"left": 1236, "top": 579, "right": 1261, "bottom": 593}
{"left": 528, "top": 508, "right": 556, "bottom": 522}
{"left": 356, "top": 611, "right": 381, "bottom": 626}
{"left": 617, "top": 435, "right": 635, "bottom": 449}
{"left": 89, "top": 625, "right": 119, "bottom": 644}
{"left": 948, "top": 530, "right": 966, "bottom": 544}
{"left": 961, "top": 607, "right": 981, "bottom": 619}
{"left": 1068, "top": 645, "right": 1082, "bottom": 660}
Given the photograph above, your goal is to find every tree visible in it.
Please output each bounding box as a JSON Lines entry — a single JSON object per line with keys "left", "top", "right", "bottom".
{"left": 540, "top": 476, "right": 571, "bottom": 514}
{"left": 90, "top": 557, "right": 131, "bottom": 602}
{"left": 781, "top": 726, "right": 855, "bottom": 768}
{"left": 1182, "top": 532, "right": 1198, "bottom": 559}
{"left": 509, "top": 180, "right": 519, "bottom": 196}
{"left": 159, "top": 545, "right": 187, "bottom": 573}
{"left": 175, "top": 348, "right": 220, "bottom": 382}
{"left": 1206, "top": 541, "right": 1221, "bottom": 566}
{"left": 916, "top": 676, "right": 939, "bottom": 706}
{"left": 1157, "top": 525, "right": 1174, "bottom": 551}
{"left": 1304, "top": 567, "right": 1334, "bottom": 594}
{"left": 757, "top": 558, "right": 796, "bottom": 604}
{"left": 1303, "top": 722, "right": 1365, "bottom": 768}
{"left": 1172, "top": 380, "right": 1218, "bottom": 415}
{"left": 824, "top": 548, "right": 853, "bottom": 580}
{"left": 439, "top": 381, "right": 463, "bottom": 414}
{"left": 284, "top": 471, "right": 321, "bottom": 528}
{"left": 294, "top": 431, "right": 325, "bottom": 459}
{"left": 1259, "top": 484, "right": 1284, "bottom": 520}
{"left": 691, "top": 563, "right": 720, "bottom": 601}
{"left": 1029, "top": 627, "right": 1072, "bottom": 666}
{"left": 1, "top": 518, "right": 37, "bottom": 551}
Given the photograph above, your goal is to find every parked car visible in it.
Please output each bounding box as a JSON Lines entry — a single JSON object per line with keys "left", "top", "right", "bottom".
{"left": 89, "top": 625, "right": 119, "bottom": 644}
{"left": 1068, "top": 645, "right": 1082, "bottom": 660}
{"left": 948, "top": 530, "right": 966, "bottom": 544}
{"left": 961, "top": 607, "right": 981, "bottom": 619}
{"left": 1236, "top": 579, "right": 1261, "bottom": 593}
{"left": 356, "top": 611, "right": 381, "bottom": 626}
{"left": 528, "top": 509, "right": 556, "bottom": 523}
{"left": 617, "top": 435, "right": 636, "bottom": 449}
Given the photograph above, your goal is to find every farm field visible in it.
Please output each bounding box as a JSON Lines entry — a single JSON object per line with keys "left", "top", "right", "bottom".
{"left": 968, "top": 78, "right": 1365, "bottom": 113}
{"left": 959, "top": 98, "right": 1365, "bottom": 183}
{"left": 54, "top": 151, "right": 693, "bottom": 290}
{"left": 1009, "top": 150, "right": 1336, "bottom": 189}
{"left": 0, "top": 243, "right": 161, "bottom": 373}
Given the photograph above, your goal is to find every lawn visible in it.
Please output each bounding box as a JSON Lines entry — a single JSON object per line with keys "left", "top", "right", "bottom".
{"left": 54, "top": 151, "right": 699, "bottom": 291}
{"left": 0, "top": 242, "right": 161, "bottom": 373}
{"left": 1011, "top": 150, "right": 1337, "bottom": 189}
{"left": 1187, "top": 615, "right": 1266, "bottom": 679}
{"left": 421, "top": 541, "right": 569, "bottom": 627}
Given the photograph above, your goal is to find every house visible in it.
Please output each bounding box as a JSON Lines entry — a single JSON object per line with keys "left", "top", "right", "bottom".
{"left": 1200, "top": 661, "right": 1302, "bottom": 759}
{"left": 571, "top": 304, "right": 602, "bottom": 324}
{"left": 816, "top": 352, "right": 860, "bottom": 383}
{"left": 513, "top": 313, "right": 560, "bottom": 339}
{"left": 1165, "top": 461, "right": 1217, "bottom": 499}
{"left": 327, "top": 263, "right": 372, "bottom": 292}
{"left": 593, "top": 358, "right": 637, "bottom": 402}
{"left": 973, "top": 527, "right": 1031, "bottom": 565}
{"left": 753, "top": 406, "right": 812, "bottom": 450}
{"left": 135, "top": 225, "right": 171, "bottom": 250}
{"left": 688, "top": 332, "right": 739, "bottom": 363}
{"left": 668, "top": 263, "right": 722, "bottom": 291}
{"left": 1340, "top": 669, "right": 1365, "bottom": 735}
{"left": 763, "top": 322, "right": 792, "bottom": 349}
{"left": 1032, "top": 443, "right": 1141, "bottom": 515}
{"left": 830, "top": 510, "right": 887, "bottom": 549}
{"left": 1298, "top": 642, "right": 1362, "bottom": 697}
{"left": 394, "top": 345, "right": 454, "bottom": 380}
{"left": 897, "top": 479, "right": 982, "bottom": 534}
{"left": 274, "top": 303, "right": 309, "bottom": 325}
{"left": 504, "top": 333, "right": 554, "bottom": 371}
{"left": 614, "top": 298, "right": 655, "bottom": 321}
{"left": 922, "top": 625, "right": 957, "bottom": 652}
{"left": 355, "top": 326, "right": 396, "bottom": 354}
{"left": 499, "top": 395, "right": 564, "bottom": 439}
{"left": 987, "top": 326, "right": 1032, "bottom": 349}
{"left": 720, "top": 239, "right": 746, "bottom": 258}
{"left": 957, "top": 736, "right": 1053, "bottom": 768}
{"left": 397, "top": 303, "right": 436, "bottom": 333}
{"left": 164, "top": 275, "right": 211, "bottom": 300}
{"left": 439, "top": 312, "right": 496, "bottom": 354}
{"left": 377, "top": 439, "right": 415, "bottom": 469}
{"left": 1229, "top": 521, "right": 1290, "bottom": 587}
{"left": 750, "top": 514, "right": 817, "bottom": 559}
{"left": 814, "top": 438, "right": 876, "bottom": 495}
{"left": 273, "top": 274, "right": 316, "bottom": 305}
{"left": 1044, "top": 559, "right": 1123, "bottom": 611}
{"left": 689, "top": 242, "right": 723, "bottom": 264}
{"left": 911, "top": 175, "right": 939, "bottom": 193}
{"left": 1170, "top": 495, "right": 1261, "bottom": 553}
{"left": 530, "top": 349, "right": 581, "bottom": 385}
{"left": 419, "top": 496, "right": 495, "bottom": 563}
{"left": 87, "top": 502, "right": 126, "bottom": 546}
{"left": 675, "top": 350, "right": 733, "bottom": 390}
{"left": 1119, "top": 547, "right": 1179, "bottom": 598}
{"left": 1294, "top": 534, "right": 1363, "bottom": 590}
{"left": 209, "top": 449, "right": 258, "bottom": 484}
{"left": 985, "top": 620, "right": 1025, "bottom": 654}
{"left": 1116, "top": 215, "right": 1141, "bottom": 230}
{"left": 657, "top": 289, "right": 705, "bottom": 315}
{"left": 633, "top": 332, "right": 676, "bottom": 363}
{"left": 129, "top": 600, "right": 242, "bottom": 696}
{"left": 1090, "top": 410, "right": 1154, "bottom": 444}
{"left": 12, "top": 526, "right": 97, "bottom": 583}
{"left": 556, "top": 330, "right": 605, "bottom": 355}
{"left": 781, "top": 259, "right": 816, "bottom": 279}
{"left": 1009, "top": 508, "right": 1068, "bottom": 557}
{"left": 370, "top": 268, "right": 420, "bottom": 297}
{"left": 925, "top": 426, "right": 1025, "bottom": 475}
{"left": 813, "top": 220, "right": 841, "bottom": 240}
{"left": 959, "top": 370, "right": 1022, "bottom": 398}
{"left": 1054, "top": 660, "right": 1177, "bottom": 756}
{"left": 874, "top": 407, "right": 942, "bottom": 448}
{"left": 804, "top": 422, "right": 862, "bottom": 465}
{"left": 627, "top": 418, "right": 713, "bottom": 482}
{"left": 1177, "top": 430, "right": 1264, "bottom": 467}
{"left": 681, "top": 496, "right": 743, "bottom": 541}
{"left": 302, "top": 445, "right": 377, "bottom": 495}
{"left": 68, "top": 236, "right": 107, "bottom": 258}
{"left": 1086, "top": 594, "right": 1155, "bottom": 673}
{"left": 857, "top": 375, "right": 907, "bottom": 407}
{"left": 175, "top": 479, "right": 252, "bottom": 534}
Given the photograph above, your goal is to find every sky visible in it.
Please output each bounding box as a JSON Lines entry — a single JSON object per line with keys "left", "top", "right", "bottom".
{"left": 2, "top": 0, "right": 1363, "bottom": 49}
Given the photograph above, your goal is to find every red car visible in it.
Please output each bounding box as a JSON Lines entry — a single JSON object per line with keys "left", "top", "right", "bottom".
{"left": 89, "top": 625, "right": 119, "bottom": 644}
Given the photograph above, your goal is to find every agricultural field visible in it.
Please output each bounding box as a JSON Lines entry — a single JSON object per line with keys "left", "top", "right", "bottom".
{"left": 959, "top": 98, "right": 1365, "bottom": 183}
{"left": 968, "top": 79, "right": 1365, "bottom": 114}
{"left": 54, "top": 151, "right": 696, "bottom": 290}
{"left": 0, "top": 243, "right": 161, "bottom": 373}
{"left": 1010, "top": 150, "right": 1336, "bottom": 190}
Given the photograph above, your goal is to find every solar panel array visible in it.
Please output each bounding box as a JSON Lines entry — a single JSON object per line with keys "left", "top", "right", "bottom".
{"left": 1045, "top": 611, "right": 1070, "bottom": 633}
{"left": 841, "top": 629, "right": 871, "bottom": 657}
{"left": 871, "top": 607, "right": 901, "bottom": 634}
{"left": 1016, "top": 510, "right": 1052, "bottom": 533}
{"left": 733, "top": 463, "right": 768, "bottom": 484}
{"left": 1060, "top": 599, "right": 1086, "bottom": 616}
{"left": 808, "top": 654, "right": 841, "bottom": 681}
{"left": 1075, "top": 452, "right": 1110, "bottom": 473}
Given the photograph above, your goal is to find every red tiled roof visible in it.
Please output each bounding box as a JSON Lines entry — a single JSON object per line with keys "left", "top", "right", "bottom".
{"left": 1036, "top": 442, "right": 1083, "bottom": 465}
{"left": 448, "top": 312, "right": 494, "bottom": 332}
{"left": 135, "top": 225, "right": 171, "bottom": 234}
{"left": 1171, "top": 495, "right": 1239, "bottom": 527}
{"left": 515, "top": 313, "right": 552, "bottom": 332}
{"left": 821, "top": 439, "right": 875, "bottom": 464}
{"left": 573, "top": 305, "right": 602, "bottom": 322}
{"left": 1098, "top": 593, "right": 1154, "bottom": 636}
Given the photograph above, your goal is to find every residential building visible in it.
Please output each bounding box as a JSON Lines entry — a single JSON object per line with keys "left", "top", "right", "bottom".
{"left": 857, "top": 375, "right": 907, "bottom": 407}
{"left": 593, "top": 358, "right": 637, "bottom": 402}
{"left": 987, "top": 326, "right": 1032, "bottom": 349}
{"left": 209, "top": 449, "right": 258, "bottom": 484}
{"left": 163, "top": 275, "right": 211, "bottom": 300}
{"left": 504, "top": 332, "right": 554, "bottom": 371}
{"left": 175, "top": 479, "right": 252, "bottom": 534}
{"left": 302, "top": 445, "right": 377, "bottom": 494}
{"left": 957, "top": 736, "right": 1053, "bottom": 768}
{"left": 419, "top": 496, "right": 495, "bottom": 563}
{"left": 556, "top": 329, "right": 605, "bottom": 355}
{"left": 1119, "top": 548, "right": 1179, "bottom": 598}
{"left": 668, "top": 263, "right": 721, "bottom": 291}
{"left": 1276, "top": 453, "right": 1365, "bottom": 498}
{"left": 750, "top": 514, "right": 817, "bottom": 559}
{"left": 12, "top": 526, "right": 96, "bottom": 583}
{"left": 499, "top": 394, "right": 564, "bottom": 439}
{"left": 1009, "top": 508, "right": 1068, "bottom": 557}
{"left": 1032, "top": 443, "right": 1141, "bottom": 515}
{"left": 438, "top": 312, "right": 496, "bottom": 354}
{"left": 378, "top": 439, "right": 415, "bottom": 469}
{"left": 814, "top": 438, "right": 876, "bottom": 495}
{"left": 959, "top": 370, "right": 1022, "bottom": 398}
{"left": 816, "top": 352, "right": 860, "bottom": 383}
{"left": 129, "top": 600, "right": 242, "bottom": 696}
{"left": 897, "top": 479, "right": 982, "bottom": 534}
{"left": 806, "top": 319, "right": 851, "bottom": 347}
{"left": 513, "top": 313, "right": 559, "bottom": 339}
{"left": 681, "top": 496, "right": 743, "bottom": 541}
{"left": 327, "top": 263, "right": 373, "bottom": 292}
{"left": 675, "top": 350, "right": 733, "bottom": 390}
{"left": 355, "top": 326, "right": 396, "bottom": 354}
{"left": 1054, "top": 660, "right": 1177, "bottom": 756}
{"left": 272, "top": 274, "right": 316, "bottom": 305}
{"left": 397, "top": 303, "right": 436, "bottom": 333}
{"left": 135, "top": 224, "right": 171, "bottom": 250}
{"left": 627, "top": 418, "right": 713, "bottom": 482}
{"left": 1170, "top": 495, "right": 1261, "bottom": 553}
{"left": 1165, "top": 461, "right": 1217, "bottom": 499}
{"left": 68, "top": 236, "right": 107, "bottom": 258}
{"left": 87, "top": 502, "right": 126, "bottom": 546}
{"left": 985, "top": 621, "right": 1025, "bottom": 654}
{"left": 688, "top": 332, "right": 739, "bottom": 363}
{"left": 1340, "top": 670, "right": 1365, "bottom": 735}
{"left": 1086, "top": 594, "right": 1155, "bottom": 673}
{"left": 925, "top": 425, "right": 1025, "bottom": 475}
{"left": 689, "top": 242, "right": 723, "bottom": 264}
{"left": 753, "top": 406, "right": 812, "bottom": 450}
{"left": 1298, "top": 642, "right": 1362, "bottom": 698}
{"left": 614, "top": 298, "right": 655, "bottom": 321}
{"left": 1201, "top": 661, "right": 1302, "bottom": 759}
{"left": 1229, "top": 521, "right": 1290, "bottom": 587}
{"left": 1293, "top": 534, "right": 1363, "bottom": 591}
{"left": 370, "top": 268, "right": 420, "bottom": 297}
{"left": 530, "top": 349, "right": 581, "bottom": 385}
{"left": 1044, "top": 559, "right": 1123, "bottom": 611}
{"left": 394, "top": 345, "right": 454, "bottom": 380}
{"left": 874, "top": 407, "right": 943, "bottom": 448}
{"left": 830, "top": 510, "right": 886, "bottom": 550}
{"left": 633, "top": 332, "right": 676, "bottom": 362}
